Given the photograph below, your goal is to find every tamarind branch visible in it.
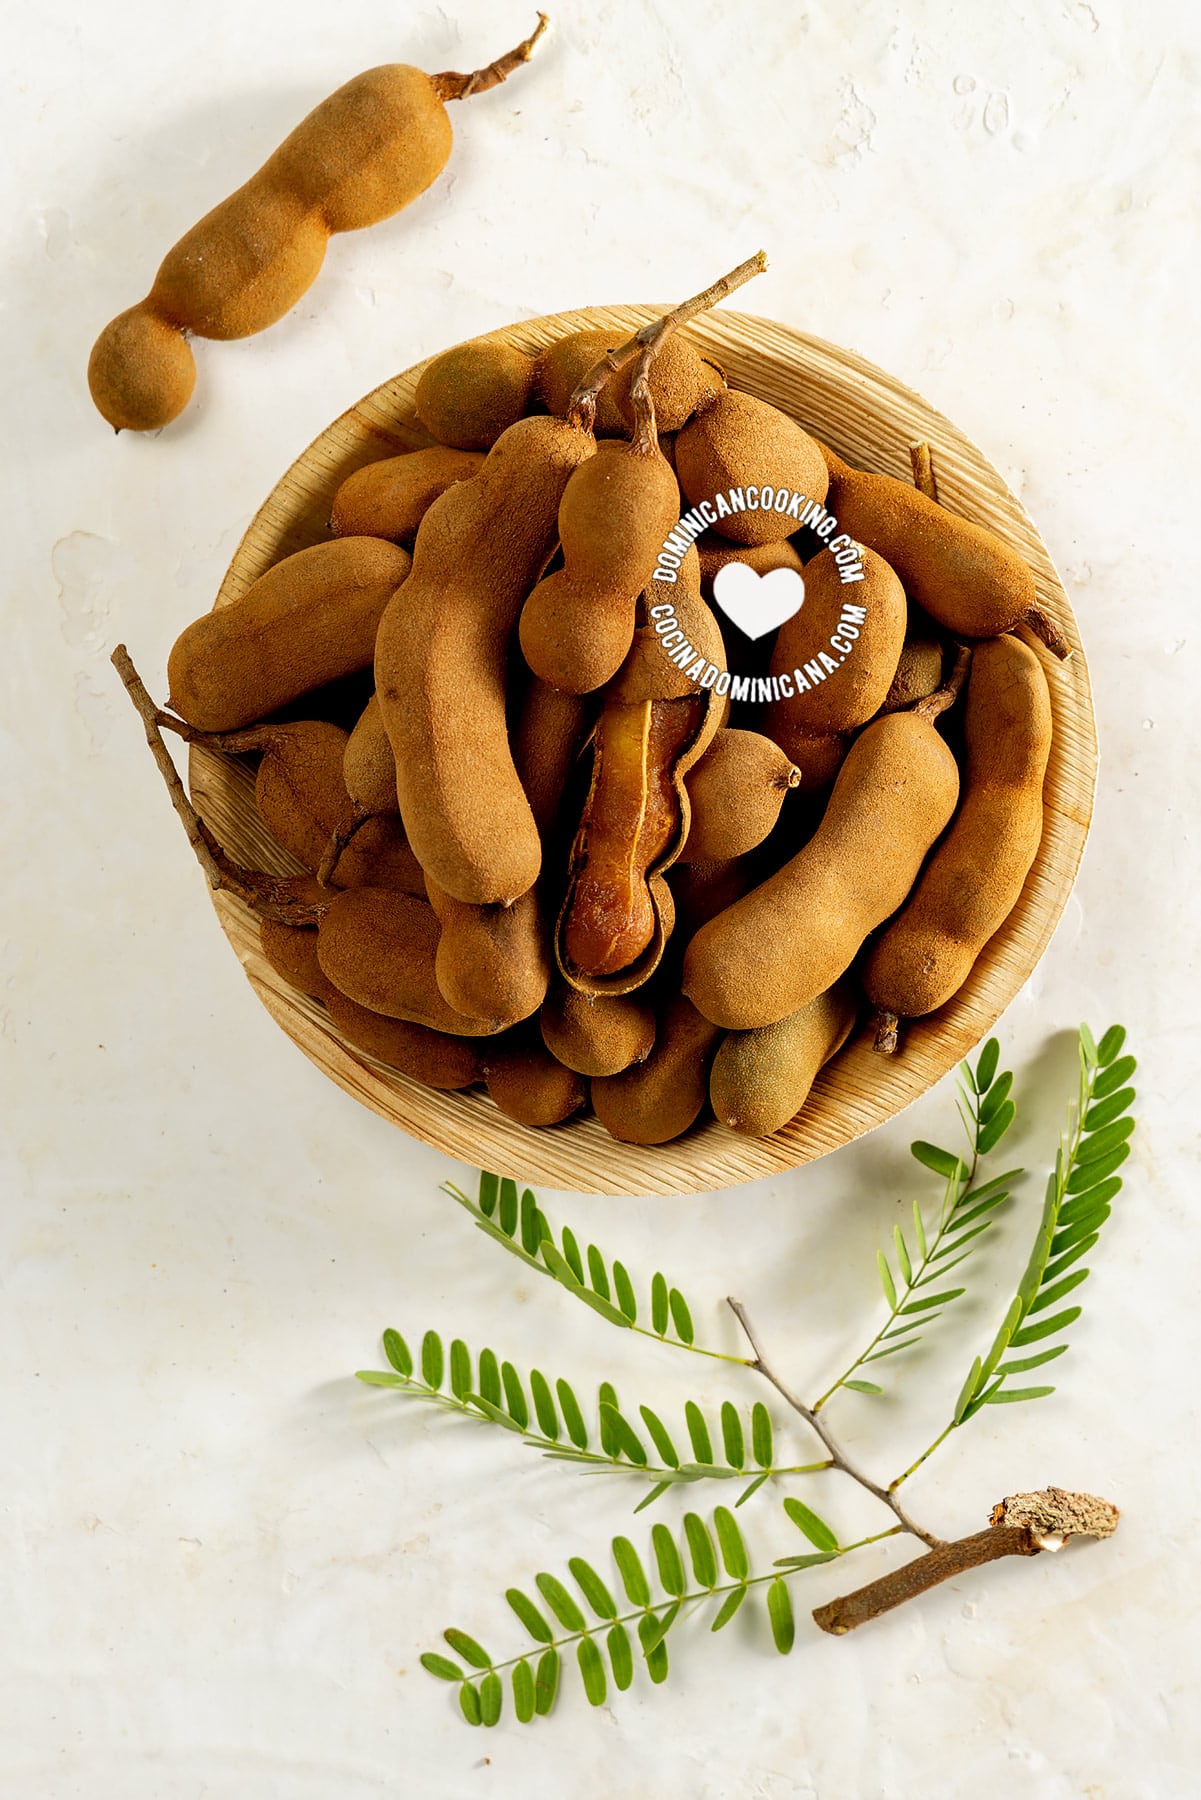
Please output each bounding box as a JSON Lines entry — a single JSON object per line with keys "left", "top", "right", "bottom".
{"left": 432, "top": 13, "right": 550, "bottom": 103}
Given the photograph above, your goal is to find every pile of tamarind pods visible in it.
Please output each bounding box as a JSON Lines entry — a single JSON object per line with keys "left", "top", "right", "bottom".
{"left": 133, "top": 265, "right": 1066, "bottom": 1149}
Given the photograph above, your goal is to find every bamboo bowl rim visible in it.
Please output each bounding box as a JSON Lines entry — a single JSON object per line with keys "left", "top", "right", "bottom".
{"left": 189, "top": 305, "right": 1097, "bottom": 1196}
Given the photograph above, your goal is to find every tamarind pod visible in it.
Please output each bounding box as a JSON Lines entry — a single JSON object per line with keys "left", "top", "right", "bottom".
{"left": 766, "top": 545, "right": 906, "bottom": 739}
{"left": 820, "top": 444, "right": 1071, "bottom": 657}
{"left": 683, "top": 709, "right": 961, "bottom": 1031}
{"left": 591, "top": 995, "right": 721, "bottom": 1144}
{"left": 674, "top": 392, "right": 829, "bottom": 547}
{"left": 539, "top": 984, "right": 656, "bottom": 1077}
{"left": 342, "top": 695, "right": 399, "bottom": 816}
{"left": 330, "top": 446, "right": 484, "bottom": 542}
{"left": 536, "top": 328, "right": 725, "bottom": 435}
{"left": 415, "top": 340, "right": 539, "bottom": 450}
{"left": 678, "top": 728, "right": 799, "bottom": 864}
{"left": 613, "top": 550, "right": 728, "bottom": 705}
{"left": 375, "top": 414, "right": 596, "bottom": 906}
{"left": 667, "top": 856, "right": 756, "bottom": 942}
{"left": 878, "top": 629, "right": 944, "bottom": 716}
{"left": 518, "top": 440, "right": 682, "bottom": 693}
{"left": 709, "top": 982, "right": 857, "bottom": 1138}
{"left": 761, "top": 724, "right": 848, "bottom": 794}
{"left": 257, "top": 919, "right": 482, "bottom": 1087}
{"left": 864, "top": 635, "right": 1052, "bottom": 1041}
{"left": 87, "top": 21, "right": 548, "bottom": 430}
{"left": 482, "top": 1036, "right": 588, "bottom": 1126}
{"left": 167, "top": 537, "right": 410, "bottom": 733}
{"left": 512, "top": 678, "right": 591, "bottom": 842}
{"left": 315, "top": 886, "right": 500, "bottom": 1035}
{"left": 426, "top": 878, "right": 550, "bottom": 1027}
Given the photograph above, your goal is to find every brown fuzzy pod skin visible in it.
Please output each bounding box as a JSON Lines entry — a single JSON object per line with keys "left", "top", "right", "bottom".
{"left": 330, "top": 447, "right": 483, "bottom": 543}
{"left": 668, "top": 856, "right": 755, "bottom": 941}
{"left": 679, "top": 729, "right": 799, "bottom": 863}
{"left": 258, "top": 919, "right": 482, "bottom": 1088}
{"left": 536, "top": 328, "right": 725, "bottom": 435}
{"left": 675, "top": 392, "right": 829, "bottom": 547}
{"left": 342, "top": 695, "right": 399, "bottom": 816}
{"left": 683, "top": 711, "right": 961, "bottom": 1030}
{"left": 591, "top": 995, "right": 721, "bottom": 1144}
{"left": 822, "top": 445, "right": 1069, "bottom": 652}
{"left": 518, "top": 440, "right": 681, "bottom": 694}
{"left": 375, "top": 414, "right": 596, "bottom": 906}
{"left": 482, "top": 1037, "right": 588, "bottom": 1126}
{"left": 879, "top": 631, "right": 944, "bottom": 715}
{"left": 766, "top": 727, "right": 849, "bottom": 794}
{"left": 539, "top": 985, "right": 656, "bottom": 1077}
{"left": 512, "top": 678, "right": 591, "bottom": 841}
{"left": 168, "top": 538, "right": 410, "bottom": 733}
{"left": 709, "top": 982, "right": 857, "bottom": 1138}
{"left": 315, "top": 886, "right": 500, "bottom": 1035}
{"left": 622, "top": 550, "right": 728, "bottom": 703}
{"left": 415, "top": 340, "right": 538, "bottom": 450}
{"left": 426, "top": 878, "right": 550, "bottom": 1027}
{"left": 766, "top": 545, "right": 907, "bottom": 740}
{"left": 864, "top": 635, "right": 1052, "bottom": 1031}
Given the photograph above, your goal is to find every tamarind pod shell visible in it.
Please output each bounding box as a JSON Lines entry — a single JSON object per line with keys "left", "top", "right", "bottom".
{"left": 863, "top": 635, "right": 1052, "bottom": 1028}
{"left": 415, "top": 340, "right": 539, "bottom": 450}
{"left": 767, "top": 546, "right": 906, "bottom": 738}
{"left": 878, "top": 630, "right": 944, "bottom": 715}
{"left": 87, "top": 306, "right": 196, "bottom": 432}
{"left": 168, "top": 537, "right": 410, "bottom": 733}
{"left": 536, "top": 328, "right": 725, "bottom": 435}
{"left": 709, "top": 981, "right": 858, "bottom": 1138}
{"left": 674, "top": 392, "right": 829, "bottom": 547}
{"left": 376, "top": 415, "right": 596, "bottom": 906}
{"left": 539, "top": 984, "right": 656, "bottom": 1077}
{"left": 342, "top": 695, "right": 398, "bottom": 816}
{"left": 426, "top": 878, "right": 551, "bottom": 1027}
{"left": 482, "top": 1037, "right": 588, "bottom": 1127}
{"left": 512, "top": 678, "right": 592, "bottom": 843}
{"left": 683, "top": 711, "right": 961, "bottom": 1030}
{"left": 679, "top": 728, "right": 799, "bottom": 864}
{"left": 330, "top": 446, "right": 484, "bottom": 543}
{"left": 518, "top": 442, "right": 682, "bottom": 694}
{"left": 315, "top": 886, "right": 500, "bottom": 1035}
{"left": 591, "top": 995, "right": 721, "bottom": 1145}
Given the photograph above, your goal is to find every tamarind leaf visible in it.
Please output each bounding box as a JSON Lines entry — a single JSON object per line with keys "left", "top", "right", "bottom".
{"left": 1078, "top": 1022, "right": 1099, "bottom": 1063}
{"left": 519, "top": 1188, "right": 542, "bottom": 1255}
{"left": 599, "top": 1402, "right": 648, "bottom": 1467}
{"left": 1077, "top": 1117, "right": 1136, "bottom": 1163}
{"left": 710, "top": 1586, "right": 747, "bottom": 1631}
{"left": 535, "top": 1573, "right": 587, "bottom": 1632}
{"left": 1095, "top": 1023, "right": 1124, "bottom": 1063}
{"left": 473, "top": 1212, "right": 542, "bottom": 1267}
{"left": 952, "top": 1355, "right": 983, "bottom": 1425}
{"left": 720, "top": 1402, "right": 745, "bottom": 1470}
{"left": 684, "top": 1402, "right": 714, "bottom": 1464}
{"left": 979, "top": 1070, "right": 1014, "bottom": 1122}
{"left": 478, "top": 1171, "right": 500, "bottom": 1217}
{"left": 501, "top": 1361, "right": 529, "bottom": 1429}
{"left": 639, "top": 1602, "right": 682, "bottom": 1656}
{"left": 556, "top": 1379, "right": 589, "bottom": 1449}
{"left": 842, "top": 1379, "right": 884, "bottom": 1395}
{"left": 597, "top": 1382, "right": 620, "bottom": 1456}
{"left": 782, "top": 1498, "right": 839, "bottom": 1553}
{"left": 498, "top": 1179, "right": 519, "bottom": 1239}
{"left": 1093, "top": 1055, "right": 1136, "bottom": 1098}
{"left": 449, "top": 1338, "right": 472, "bottom": 1400}
{"left": 638, "top": 1406, "right": 681, "bottom": 1469}
{"left": 684, "top": 1512, "right": 719, "bottom": 1588}
{"left": 607, "top": 1623, "right": 635, "bottom": 1690}
{"left": 1010, "top": 1305, "right": 1082, "bottom": 1347}
{"left": 652, "top": 1522, "right": 686, "bottom": 1596}
{"left": 534, "top": 1647, "right": 560, "bottom": 1716}
{"left": 978, "top": 1101, "right": 1016, "bottom": 1155}
{"left": 1084, "top": 1088, "right": 1135, "bottom": 1131}
{"left": 995, "top": 1343, "right": 1069, "bottom": 1377}
{"left": 651, "top": 1273, "right": 670, "bottom": 1336}
{"left": 669, "top": 1288, "right": 695, "bottom": 1345}
{"left": 613, "top": 1262, "right": 638, "bottom": 1322}
{"left": 984, "top": 1385, "right": 1056, "bottom": 1405}
{"left": 421, "top": 1330, "right": 444, "bottom": 1390}
{"left": 877, "top": 1252, "right": 897, "bottom": 1311}
{"left": 632, "top": 1480, "right": 675, "bottom": 1514}
{"left": 587, "top": 1244, "right": 611, "bottom": 1300}
{"left": 529, "top": 1369, "right": 559, "bottom": 1440}
{"left": 512, "top": 1658, "right": 537, "bottom": 1724}
{"left": 477, "top": 1348, "right": 502, "bottom": 1409}
{"left": 766, "top": 1578, "right": 795, "bottom": 1654}
{"left": 612, "top": 1536, "right": 651, "bottom": 1606}
{"left": 912, "top": 1201, "right": 928, "bottom": 1261}
{"left": 1026, "top": 1269, "right": 1090, "bottom": 1314}
{"left": 772, "top": 1551, "right": 838, "bottom": 1572}
{"left": 713, "top": 1506, "right": 748, "bottom": 1580}
{"left": 1042, "top": 1234, "right": 1099, "bottom": 1286}
{"left": 569, "top": 1557, "right": 618, "bottom": 1620}
{"left": 910, "top": 1141, "right": 965, "bottom": 1180}
{"left": 1051, "top": 1209, "right": 1109, "bottom": 1255}
{"left": 574, "top": 1288, "right": 635, "bottom": 1329}
{"left": 560, "top": 1227, "right": 586, "bottom": 1285}
{"left": 506, "top": 1587, "right": 555, "bottom": 1644}
{"left": 444, "top": 1628, "right": 492, "bottom": 1669}
{"left": 382, "top": 1329, "right": 412, "bottom": 1377}
{"left": 354, "top": 1370, "right": 406, "bottom": 1387}
{"left": 459, "top": 1682, "right": 482, "bottom": 1726}
{"left": 751, "top": 1404, "right": 773, "bottom": 1469}
{"left": 468, "top": 1393, "right": 524, "bottom": 1433}
{"left": 577, "top": 1634, "right": 606, "bottom": 1706}
{"left": 893, "top": 1227, "right": 913, "bottom": 1287}
{"left": 479, "top": 1670, "right": 503, "bottom": 1727}
{"left": 420, "top": 1653, "right": 463, "bottom": 1681}
{"left": 901, "top": 1287, "right": 965, "bottom": 1315}
{"left": 1060, "top": 1177, "right": 1123, "bottom": 1220}
{"left": 735, "top": 1473, "right": 771, "bottom": 1507}
{"left": 974, "top": 1038, "right": 1001, "bottom": 1092}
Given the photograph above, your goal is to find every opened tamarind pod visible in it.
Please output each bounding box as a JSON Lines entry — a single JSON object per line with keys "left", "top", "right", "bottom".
{"left": 518, "top": 434, "right": 681, "bottom": 693}
{"left": 536, "top": 327, "right": 725, "bottom": 435}
{"left": 696, "top": 534, "right": 806, "bottom": 589}
{"left": 678, "top": 728, "right": 799, "bottom": 864}
{"left": 819, "top": 443, "right": 1071, "bottom": 658}
{"left": 375, "top": 414, "right": 597, "bottom": 908}
{"left": 167, "top": 537, "right": 410, "bottom": 733}
{"left": 683, "top": 664, "right": 967, "bottom": 1031}
{"left": 315, "top": 886, "right": 500, "bottom": 1035}
{"left": 865, "top": 635, "right": 1052, "bottom": 1052}
{"left": 87, "top": 18, "right": 549, "bottom": 432}
{"left": 709, "top": 981, "right": 857, "bottom": 1138}
{"left": 539, "top": 983, "right": 656, "bottom": 1077}
{"left": 415, "top": 340, "right": 540, "bottom": 450}
{"left": 330, "top": 446, "right": 483, "bottom": 542}
{"left": 766, "top": 545, "right": 906, "bottom": 747}
{"left": 591, "top": 994, "right": 721, "bottom": 1144}
{"left": 257, "top": 919, "right": 483, "bottom": 1088}
{"left": 425, "top": 878, "right": 550, "bottom": 1027}
{"left": 482, "top": 1030, "right": 589, "bottom": 1126}
{"left": 674, "top": 392, "right": 829, "bottom": 548}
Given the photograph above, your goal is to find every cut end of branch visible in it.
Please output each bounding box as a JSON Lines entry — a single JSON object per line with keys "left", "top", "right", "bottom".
{"left": 990, "top": 1487, "right": 1119, "bottom": 1543}
{"left": 432, "top": 13, "right": 549, "bottom": 101}
{"left": 873, "top": 1010, "right": 899, "bottom": 1055}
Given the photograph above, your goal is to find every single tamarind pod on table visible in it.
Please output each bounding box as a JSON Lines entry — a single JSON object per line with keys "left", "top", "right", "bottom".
{"left": 678, "top": 728, "right": 799, "bottom": 864}
{"left": 709, "top": 981, "right": 857, "bottom": 1138}
{"left": 819, "top": 443, "right": 1072, "bottom": 658}
{"left": 375, "top": 414, "right": 596, "bottom": 906}
{"left": 766, "top": 545, "right": 906, "bottom": 742}
{"left": 415, "top": 340, "right": 540, "bottom": 450}
{"left": 591, "top": 994, "right": 722, "bottom": 1144}
{"left": 536, "top": 327, "right": 724, "bottom": 435}
{"left": 315, "top": 886, "right": 501, "bottom": 1035}
{"left": 865, "top": 634, "right": 1052, "bottom": 1051}
{"left": 539, "top": 984, "right": 656, "bottom": 1077}
{"left": 683, "top": 669, "right": 966, "bottom": 1031}
{"left": 167, "top": 537, "right": 410, "bottom": 733}
{"left": 518, "top": 436, "right": 681, "bottom": 693}
{"left": 87, "top": 18, "right": 548, "bottom": 431}
{"left": 674, "top": 392, "right": 829, "bottom": 547}
{"left": 482, "top": 1033, "right": 588, "bottom": 1126}
{"left": 425, "top": 878, "right": 550, "bottom": 1027}
{"left": 258, "top": 919, "right": 483, "bottom": 1088}
{"left": 330, "top": 447, "right": 483, "bottom": 542}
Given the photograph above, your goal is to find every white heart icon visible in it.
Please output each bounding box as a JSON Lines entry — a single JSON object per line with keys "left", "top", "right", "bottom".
{"left": 710, "top": 562, "right": 805, "bottom": 641}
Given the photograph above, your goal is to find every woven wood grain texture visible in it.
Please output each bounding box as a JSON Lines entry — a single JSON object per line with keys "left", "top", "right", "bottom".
{"left": 189, "top": 307, "right": 1096, "bottom": 1196}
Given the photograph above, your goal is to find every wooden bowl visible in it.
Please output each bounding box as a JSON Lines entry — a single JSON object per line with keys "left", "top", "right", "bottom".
{"left": 189, "top": 306, "right": 1096, "bottom": 1197}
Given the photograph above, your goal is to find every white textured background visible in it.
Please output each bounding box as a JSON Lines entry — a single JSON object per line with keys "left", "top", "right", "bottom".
{"left": 5, "top": 2, "right": 1199, "bottom": 1794}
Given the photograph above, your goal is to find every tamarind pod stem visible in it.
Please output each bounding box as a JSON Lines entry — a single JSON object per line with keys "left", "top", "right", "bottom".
{"left": 430, "top": 14, "right": 550, "bottom": 102}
